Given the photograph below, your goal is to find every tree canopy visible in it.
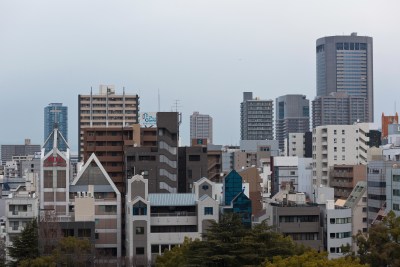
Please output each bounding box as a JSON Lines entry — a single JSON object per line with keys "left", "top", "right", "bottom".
{"left": 156, "top": 213, "right": 307, "bottom": 267}
{"left": 264, "top": 250, "right": 368, "bottom": 267}
{"left": 355, "top": 210, "right": 400, "bottom": 267}
{"left": 7, "top": 219, "right": 39, "bottom": 267}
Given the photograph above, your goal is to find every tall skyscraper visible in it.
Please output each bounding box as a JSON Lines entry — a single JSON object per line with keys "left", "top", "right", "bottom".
{"left": 275, "top": 94, "right": 310, "bottom": 151}
{"left": 315, "top": 33, "right": 373, "bottom": 125}
{"left": 240, "top": 92, "right": 274, "bottom": 140}
{"left": 44, "top": 103, "right": 68, "bottom": 152}
{"left": 190, "top": 111, "right": 213, "bottom": 144}
{"left": 78, "top": 85, "right": 139, "bottom": 160}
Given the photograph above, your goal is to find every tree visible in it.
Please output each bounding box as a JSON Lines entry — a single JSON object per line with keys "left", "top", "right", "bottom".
{"left": 52, "top": 236, "right": 93, "bottom": 267}
{"left": 0, "top": 239, "right": 6, "bottom": 267}
{"left": 156, "top": 213, "right": 305, "bottom": 267}
{"left": 7, "top": 219, "right": 39, "bottom": 267}
{"left": 264, "top": 250, "right": 368, "bottom": 267}
{"left": 355, "top": 210, "right": 400, "bottom": 267}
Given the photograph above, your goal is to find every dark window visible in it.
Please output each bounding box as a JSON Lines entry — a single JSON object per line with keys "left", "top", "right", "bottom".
{"left": 204, "top": 207, "right": 213, "bottom": 215}
{"left": 330, "top": 218, "right": 335, "bottom": 224}
{"left": 151, "top": 245, "right": 159, "bottom": 254}
{"left": 136, "top": 247, "right": 145, "bottom": 255}
{"left": 78, "top": 229, "right": 91, "bottom": 238}
{"left": 188, "top": 155, "right": 200, "bottom": 161}
{"left": 136, "top": 227, "right": 144, "bottom": 235}
{"left": 336, "top": 43, "right": 343, "bottom": 50}
{"left": 95, "top": 233, "right": 99, "bottom": 239}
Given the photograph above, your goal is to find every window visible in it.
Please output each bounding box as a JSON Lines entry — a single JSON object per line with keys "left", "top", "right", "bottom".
{"left": 330, "top": 233, "right": 335, "bottom": 238}
{"left": 136, "top": 247, "right": 145, "bottom": 255}
{"left": 362, "top": 197, "right": 367, "bottom": 203}
{"left": 330, "top": 218, "right": 335, "bottom": 224}
{"left": 362, "top": 207, "right": 367, "bottom": 212}
{"left": 151, "top": 245, "right": 160, "bottom": 254}
{"left": 393, "top": 189, "right": 400, "bottom": 196}
{"left": 342, "top": 155, "right": 345, "bottom": 160}
{"left": 342, "top": 138, "right": 345, "bottom": 144}
{"left": 334, "top": 155, "right": 337, "bottom": 161}
{"left": 334, "top": 138, "right": 337, "bottom": 144}
{"left": 334, "top": 147, "right": 337, "bottom": 152}
{"left": 342, "top": 130, "right": 345, "bottom": 135}
{"left": 204, "top": 207, "right": 213, "bottom": 215}
{"left": 334, "top": 130, "right": 337, "bottom": 135}
{"left": 342, "top": 147, "right": 345, "bottom": 152}
{"left": 290, "top": 171, "right": 295, "bottom": 175}
{"left": 362, "top": 217, "right": 367, "bottom": 223}
{"left": 393, "top": 204, "right": 400, "bottom": 211}
{"left": 393, "top": 175, "right": 400, "bottom": 182}
{"left": 189, "top": 155, "right": 200, "bottom": 161}
{"left": 78, "top": 229, "right": 91, "bottom": 238}
{"left": 136, "top": 227, "right": 144, "bottom": 235}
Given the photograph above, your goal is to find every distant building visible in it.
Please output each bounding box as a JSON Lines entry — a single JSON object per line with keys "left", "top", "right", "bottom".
{"left": 275, "top": 95, "right": 309, "bottom": 152}
{"left": 125, "top": 112, "right": 179, "bottom": 193}
{"left": 285, "top": 132, "right": 312, "bottom": 158}
{"left": 312, "top": 92, "right": 368, "bottom": 128}
{"left": 190, "top": 112, "right": 213, "bottom": 144}
{"left": 381, "top": 112, "right": 398, "bottom": 144}
{"left": 240, "top": 92, "right": 274, "bottom": 140}
{"left": 312, "top": 124, "right": 370, "bottom": 187}
{"left": 44, "top": 103, "right": 68, "bottom": 152}
{"left": 316, "top": 33, "right": 373, "bottom": 123}
{"left": 78, "top": 85, "right": 139, "bottom": 160}
{"left": 1, "top": 139, "right": 40, "bottom": 165}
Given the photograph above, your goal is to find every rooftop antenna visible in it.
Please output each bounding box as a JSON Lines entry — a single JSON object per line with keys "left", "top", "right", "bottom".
{"left": 158, "top": 88, "right": 160, "bottom": 112}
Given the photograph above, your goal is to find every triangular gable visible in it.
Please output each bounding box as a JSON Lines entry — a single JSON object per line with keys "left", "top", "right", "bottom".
{"left": 72, "top": 153, "right": 120, "bottom": 195}
{"left": 42, "top": 127, "right": 70, "bottom": 151}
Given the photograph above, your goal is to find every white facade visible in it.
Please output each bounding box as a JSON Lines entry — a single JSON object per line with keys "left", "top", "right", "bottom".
{"left": 286, "top": 133, "right": 306, "bottom": 157}
{"left": 3, "top": 193, "right": 39, "bottom": 261}
{"left": 126, "top": 176, "right": 219, "bottom": 265}
{"left": 326, "top": 200, "right": 352, "bottom": 259}
{"left": 190, "top": 111, "right": 213, "bottom": 144}
{"left": 312, "top": 124, "right": 370, "bottom": 187}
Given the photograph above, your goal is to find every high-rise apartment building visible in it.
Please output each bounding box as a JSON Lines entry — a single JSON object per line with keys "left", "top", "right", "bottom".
{"left": 44, "top": 103, "right": 68, "bottom": 152}
{"left": 276, "top": 95, "right": 309, "bottom": 151}
{"left": 190, "top": 112, "right": 213, "bottom": 144}
{"left": 315, "top": 33, "right": 373, "bottom": 124}
{"left": 312, "top": 124, "right": 370, "bottom": 187}
{"left": 78, "top": 85, "right": 139, "bottom": 160}
{"left": 312, "top": 92, "right": 368, "bottom": 128}
{"left": 240, "top": 92, "right": 273, "bottom": 140}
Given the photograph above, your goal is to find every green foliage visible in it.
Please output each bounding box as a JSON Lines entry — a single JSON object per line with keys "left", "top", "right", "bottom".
{"left": 355, "top": 210, "right": 400, "bottom": 267}
{"left": 156, "top": 213, "right": 306, "bottom": 267}
{"left": 264, "top": 250, "right": 368, "bottom": 267}
{"left": 19, "top": 256, "right": 56, "bottom": 267}
{"left": 7, "top": 219, "right": 39, "bottom": 267}
{"left": 51, "top": 236, "right": 93, "bottom": 267}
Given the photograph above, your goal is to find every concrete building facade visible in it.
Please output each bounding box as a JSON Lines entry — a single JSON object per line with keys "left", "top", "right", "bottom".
{"left": 240, "top": 92, "right": 274, "bottom": 140}
{"left": 78, "top": 85, "right": 139, "bottom": 160}
{"left": 190, "top": 112, "right": 213, "bottom": 144}
{"left": 276, "top": 95, "right": 310, "bottom": 152}
{"left": 316, "top": 33, "right": 373, "bottom": 123}
{"left": 312, "top": 124, "right": 369, "bottom": 187}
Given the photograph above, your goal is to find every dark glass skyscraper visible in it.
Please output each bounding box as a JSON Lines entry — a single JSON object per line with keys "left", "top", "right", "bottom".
{"left": 44, "top": 103, "right": 68, "bottom": 152}
{"left": 314, "top": 33, "right": 373, "bottom": 126}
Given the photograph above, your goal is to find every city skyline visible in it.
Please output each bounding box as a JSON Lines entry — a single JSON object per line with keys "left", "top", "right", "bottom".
{"left": 1, "top": 1, "right": 400, "bottom": 151}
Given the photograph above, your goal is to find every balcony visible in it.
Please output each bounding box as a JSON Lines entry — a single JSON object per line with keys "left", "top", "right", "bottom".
{"left": 330, "top": 181, "right": 353, "bottom": 188}
{"left": 150, "top": 212, "right": 197, "bottom": 225}
{"left": 8, "top": 226, "right": 24, "bottom": 233}
{"left": 8, "top": 211, "right": 35, "bottom": 218}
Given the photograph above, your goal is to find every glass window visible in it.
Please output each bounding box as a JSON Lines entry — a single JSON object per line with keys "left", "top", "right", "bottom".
{"left": 204, "top": 207, "right": 213, "bottom": 215}
{"left": 136, "top": 227, "right": 144, "bottom": 235}
{"left": 136, "top": 247, "right": 145, "bottom": 255}
{"left": 151, "top": 245, "right": 160, "bottom": 254}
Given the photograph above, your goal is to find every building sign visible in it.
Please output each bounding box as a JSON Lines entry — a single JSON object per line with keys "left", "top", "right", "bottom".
{"left": 43, "top": 155, "right": 67, "bottom": 167}
{"left": 140, "top": 112, "right": 157, "bottom": 128}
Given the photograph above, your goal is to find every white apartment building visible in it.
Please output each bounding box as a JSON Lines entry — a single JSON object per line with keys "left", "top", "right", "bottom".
{"left": 312, "top": 124, "right": 370, "bottom": 187}
{"left": 126, "top": 175, "right": 219, "bottom": 265}
{"left": 325, "top": 200, "right": 352, "bottom": 259}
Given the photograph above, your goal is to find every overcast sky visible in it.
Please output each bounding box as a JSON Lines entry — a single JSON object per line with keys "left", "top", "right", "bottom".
{"left": 1, "top": 0, "right": 400, "bottom": 152}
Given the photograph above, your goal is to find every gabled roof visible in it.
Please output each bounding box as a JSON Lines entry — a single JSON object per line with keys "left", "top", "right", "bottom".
{"left": 71, "top": 153, "right": 120, "bottom": 195}
{"left": 149, "top": 193, "right": 196, "bottom": 206}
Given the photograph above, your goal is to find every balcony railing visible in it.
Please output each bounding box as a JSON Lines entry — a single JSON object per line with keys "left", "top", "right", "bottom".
{"left": 151, "top": 212, "right": 196, "bottom": 217}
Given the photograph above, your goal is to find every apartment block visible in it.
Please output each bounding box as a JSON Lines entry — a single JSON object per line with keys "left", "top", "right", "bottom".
{"left": 312, "top": 124, "right": 369, "bottom": 187}
{"left": 329, "top": 164, "right": 366, "bottom": 200}
{"left": 78, "top": 85, "right": 139, "bottom": 160}
{"left": 240, "top": 92, "right": 274, "bottom": 141}
{"left": 1, "top": 139, "right": 41, "bottom": 165}
{"left": 285, "top": 132, "right": 312, "bottom": 158}
{"left": 190, "top": 112, "right": 213, "bottom": 144}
